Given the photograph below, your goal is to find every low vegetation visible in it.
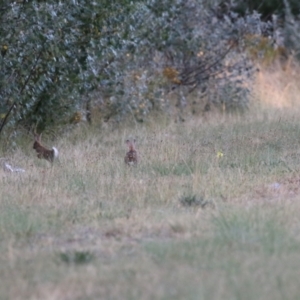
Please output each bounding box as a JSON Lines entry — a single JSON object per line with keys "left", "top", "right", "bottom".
{"left": 1, "top": 64, "right": 300, "bottom": 299}
{"left": 2, "top": 0, "right": 300, "bottom": 299}
{"left": 1, "top": 0, "right": 299, "bottom": 137}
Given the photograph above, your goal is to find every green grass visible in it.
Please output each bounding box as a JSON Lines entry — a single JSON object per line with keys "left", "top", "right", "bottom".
{"left": 2, "top": 107, "right": 300, "bottom": 299}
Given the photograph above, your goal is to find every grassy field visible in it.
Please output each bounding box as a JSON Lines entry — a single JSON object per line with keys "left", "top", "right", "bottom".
{"left": 1, "top": 66, "right": 300, "bottom": 300}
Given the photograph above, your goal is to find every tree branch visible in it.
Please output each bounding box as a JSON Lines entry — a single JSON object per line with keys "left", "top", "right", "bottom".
{"left": 0, "top": 45, "right": 45, "bottom": 135}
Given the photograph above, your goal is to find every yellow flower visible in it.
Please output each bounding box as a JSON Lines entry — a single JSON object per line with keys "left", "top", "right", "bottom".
{"left": 217, "top": 151, "right": 224, "bottom": 158}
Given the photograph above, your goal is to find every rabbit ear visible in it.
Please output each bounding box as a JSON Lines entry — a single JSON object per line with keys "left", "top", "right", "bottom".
{"left": 131, "top": 139, "right": 136, "bottom": 149}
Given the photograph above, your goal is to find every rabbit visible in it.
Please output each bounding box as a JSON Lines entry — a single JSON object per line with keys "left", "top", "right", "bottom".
{"left": 33, "top": 133, "right": 59, "bottom": 163}
{"left": 124, "top": 139, "right": 138, "bottom": 166}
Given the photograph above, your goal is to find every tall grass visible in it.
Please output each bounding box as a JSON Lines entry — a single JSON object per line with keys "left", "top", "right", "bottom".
{"left": 1, "top": 63, "right": 300, "bottom": 299}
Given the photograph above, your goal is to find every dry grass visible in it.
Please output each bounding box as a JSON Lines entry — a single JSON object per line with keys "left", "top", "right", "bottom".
{"left": 2, "top": 64, "right": 300, "bottom": 299}
{"left": 255, "top": 59, "right": 300, "bottom": 108}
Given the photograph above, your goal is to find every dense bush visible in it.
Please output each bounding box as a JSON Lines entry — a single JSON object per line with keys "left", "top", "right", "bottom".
{"left": 283, "top": 0, "right": 300, "bottom": 59}
{"left": 0, "top": 0, "right": 289, "bottom": 138}
{"left": 221, "top": 0, "right": 300, "bottom": 20}
{"left": 0, "top": 0, "right": 135, "bottom": 134}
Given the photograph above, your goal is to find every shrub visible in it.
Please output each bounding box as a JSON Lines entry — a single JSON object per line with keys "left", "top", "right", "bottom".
{"left": 0, "top": 0, "right": 135, "bottom": 134}
{"left": 0, "top": 0, "right": 276, "bottom": 140}
{"left": 225, "top": 0, "right": 300, "bottom": 20}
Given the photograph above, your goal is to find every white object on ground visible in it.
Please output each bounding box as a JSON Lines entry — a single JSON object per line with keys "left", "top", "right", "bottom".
{"left": 269, "top": 182, "right": 281, "bottom": 190}
{"left": 3, "top": 163, "right": 25, "bottom": 173}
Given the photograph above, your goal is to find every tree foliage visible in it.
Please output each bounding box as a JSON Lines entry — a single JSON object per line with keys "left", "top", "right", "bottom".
{"left": 0, "top": 0, "right": 281, "bottom": 137}
{"left": 0, "top": 0, "right": 136, "bottom": 133}
{"left": 220, "top": 0, "right": 300, "bottom": 20}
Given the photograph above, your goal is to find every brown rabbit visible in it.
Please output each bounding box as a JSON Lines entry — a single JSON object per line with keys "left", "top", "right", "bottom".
{"left": 33, "top": 133, "right": 59, "bottom": 163}
{"left": 124, "top": 139, "right": 138, "bottom": 166}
